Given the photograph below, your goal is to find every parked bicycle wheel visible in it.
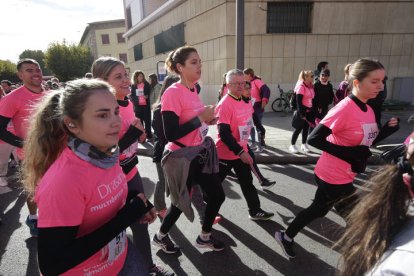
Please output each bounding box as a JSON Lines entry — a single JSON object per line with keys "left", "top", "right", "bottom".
{"left": 272, "top": 98, "right": 288, "bottom": 112}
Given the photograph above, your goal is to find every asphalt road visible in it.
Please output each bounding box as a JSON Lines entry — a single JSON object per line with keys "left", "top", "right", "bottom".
{"left": 0, "top": 157, "right": 378, "bottom": 276}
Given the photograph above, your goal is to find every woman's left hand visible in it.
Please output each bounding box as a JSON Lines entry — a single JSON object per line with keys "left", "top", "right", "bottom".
{"left": 139, "top": 207, "right": 157, "bottom": 224}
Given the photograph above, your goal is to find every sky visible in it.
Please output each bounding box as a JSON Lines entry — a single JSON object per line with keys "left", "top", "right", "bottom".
{"left": 0, "top": 0, "right": 125, "bottom": 63}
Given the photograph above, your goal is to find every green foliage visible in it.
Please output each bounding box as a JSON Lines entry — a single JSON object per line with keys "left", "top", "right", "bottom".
{"left": 19, "top": 49, "right": 52, "bottom": 75}
{"left": 45, "top": 41, "right": 93, "bottom": 82}
{"left": 0, "top": 60, "right": 18, "bottom": 83}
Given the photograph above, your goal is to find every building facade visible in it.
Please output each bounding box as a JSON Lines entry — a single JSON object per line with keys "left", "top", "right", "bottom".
{"left": 123, "top": 0, "right": 414, "bottom": 107}
{"left": 80, "top": 19, "right": 130, "bottom": 65}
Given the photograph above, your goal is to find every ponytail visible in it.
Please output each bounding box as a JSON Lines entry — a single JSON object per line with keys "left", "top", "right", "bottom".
{"left": 22, "top": 90, "right": 67, "bottom": 196}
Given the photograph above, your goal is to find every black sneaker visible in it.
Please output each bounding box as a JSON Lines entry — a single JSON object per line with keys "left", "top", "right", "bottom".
{"left": 149, "top": 264, "right": 175, "bottom": 276}
{"left": 275, "top": 231, "right": 296, "bottom": 258}
{"left": 249, "top": 209, "right": 274, "bottom": 220}
{"left": 195, "top": 235, "right": 225, "bottom": 251}
{"left": 152, "top": 234, "right": 180, "bottom": 254}
{"left": 260, "top": 178, "right": 276, "bottom": 189}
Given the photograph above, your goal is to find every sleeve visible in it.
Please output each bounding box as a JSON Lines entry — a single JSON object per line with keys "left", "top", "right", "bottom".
{"left": 118, "top": 125, "right": 144, "bottom": 152}
{"left": 0, "top": 115, "right": 23, "bottom": 147}
{"left": 162, "top": 111, "right": 201, "bottom": 142}
{"left": 218, "top": 123, "right": 244, "bottom": 155}
{"left": 260, "top": 84, "right": 271, "bottom": 103}
{"left": 37, "top": 196, "right": 149, "bottom": 276}
{"left": 296, "top": 94, "right": 306, "bottom": 116}
{"left": 129, "top": 85, "right": 138, "bottom": 105}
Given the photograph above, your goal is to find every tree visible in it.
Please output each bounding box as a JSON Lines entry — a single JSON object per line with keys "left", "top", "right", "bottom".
{"left": 0, "top": 60, "right": 18, "bottom": 84}
{"left": 19, "top": 50, "right": 52, "bottom": 75}
{"left": 45, "top": 41, "right": 93, "bottom": 82}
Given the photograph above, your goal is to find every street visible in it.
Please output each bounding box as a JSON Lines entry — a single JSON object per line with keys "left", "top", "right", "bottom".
{"left": 0, "top": 156, "right": 377, "bottom": 276}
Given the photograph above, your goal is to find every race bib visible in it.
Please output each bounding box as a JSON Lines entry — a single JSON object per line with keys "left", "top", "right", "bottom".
{"left": 199, "top": 123, "right": 209, "bottom": 141}
{"left": 360, "top": 123, "right": 379, "bottom": 146}
{"left": 135, "top": 88, "right": 144, "bottom": 97}
{"left": 107, "top": 230, "right": 127, "bottom": 262}
{"left": 238, "top": 125, "right": 250, "bottom": 142}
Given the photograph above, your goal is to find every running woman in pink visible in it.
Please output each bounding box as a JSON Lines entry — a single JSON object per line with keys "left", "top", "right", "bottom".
{"left": 91, "top": 57, "right": 173, "bottom": 276}
{"left": 275, "top": 58, "right": 400, "bottom": 259}
{"left": 289, "top": 70, "right": 315, "bottom": 154}
{"left": 0, "top": 59, "right": 47, "bottom": 237}
{"left": 152, "top": 46, "right": 225, "bottom": 253}
{"left": 215, "top": 69, "right": 274, "bottom": 220}
{"left": 22, "top": 79, "right": 154, "bottom": 275}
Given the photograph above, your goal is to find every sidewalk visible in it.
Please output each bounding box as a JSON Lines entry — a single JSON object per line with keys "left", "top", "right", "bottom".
{"left": 138, "top": 107, "right": 414, "bottom": 164}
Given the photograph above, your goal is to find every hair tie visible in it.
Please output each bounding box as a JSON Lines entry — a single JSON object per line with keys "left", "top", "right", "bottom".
{"left": 397, "top": 157, "right": 414, "bottom": 198}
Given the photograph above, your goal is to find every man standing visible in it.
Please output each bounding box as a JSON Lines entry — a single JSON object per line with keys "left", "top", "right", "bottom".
{"left": 0, "top": 59, "right": 46, "bottom": 237}
{"left": 243, "top": 68, "right": 270, "bottom": 152}
{"left": 216, "top": 69, "right": 274, "bottom": 220}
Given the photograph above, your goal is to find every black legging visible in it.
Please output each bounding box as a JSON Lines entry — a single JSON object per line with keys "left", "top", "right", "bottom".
{"left": 285, "top": 174, "right": 357, "bottom": 239}
{"left": 160, "top": 154, "right": 225, "bottom": 234}
{"left": 291, "top": 123, "right": 310, "bottom": 145}
{"left": 248, "top": 146, "right": 265, "bottom": 182}
{"left": 134, "top": 105, "right": 152, "bottom": 138}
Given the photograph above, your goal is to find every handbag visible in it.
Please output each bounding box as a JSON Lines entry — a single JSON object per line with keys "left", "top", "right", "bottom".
{"left": 291, "top": 110, "right": 305, "bottom": 129}
{"left": 380, "top": 144, "right": 407, "bottom": 164}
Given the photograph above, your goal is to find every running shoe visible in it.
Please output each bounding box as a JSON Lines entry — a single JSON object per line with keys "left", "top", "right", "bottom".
{"left": 301, "top": 144, "right": 311, "bottom": 153}
{"left": 249, "top": 209, "right": 274, "bottom": 220}
{"left": 289, "top": 145, "right": 299, "bottom": 154}
{"left": 25, "top": 215, "right": 38, "bottom": 237}
{"left": 275, "top": 231, "right": 296, "bottom": 258}
{"left": 195, "top": 235, "right": 225, "bottom": 251}
{"left": 149, "top": 264, "right": 174, "bottom": 276}
{"left": 152, "top": 234, "right": 180, "bottom": 254}
{"left": 260, "top": 178, "right": 276, "bottom": 190}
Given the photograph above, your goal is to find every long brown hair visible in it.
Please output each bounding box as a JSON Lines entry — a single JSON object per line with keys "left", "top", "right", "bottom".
{"left": 337, "top": 162, "right": 413, "bottom": 275}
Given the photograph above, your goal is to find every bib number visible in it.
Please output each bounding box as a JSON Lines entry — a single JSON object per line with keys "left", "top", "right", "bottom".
{"left": 199, "top": 123, "right": 209, "bottom": 141}
{"left": 360, "top": 123, "right": 379, "bottom": 146}
{"left": 107, "top": 230, "right": 127, "bottom": 262}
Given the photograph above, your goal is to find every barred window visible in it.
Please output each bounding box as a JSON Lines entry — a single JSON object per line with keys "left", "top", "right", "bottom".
{"left": 101, "top": 34, "right": 110, "bottom": 44}
{"left": 117, "top": 33, "right": 125, "bottom": 43}
{"left": 134, "top": 44, "right": 143, "bottom": 61}
{"left": 267, "top": 2, "right": 313, "bottom": 33}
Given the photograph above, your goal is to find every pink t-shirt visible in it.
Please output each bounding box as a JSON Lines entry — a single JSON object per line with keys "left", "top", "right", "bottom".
{"left": 0, "top": 86, "right": 46, "bottom": 159}
{"left": 295, "top": 82, "right": 314, "bottom": 108}
{"left": 161, "top": 82, "right": 206, "bottom": 151}
{"left": 215, "top": 94, "right": 253, "bottom": 160}
{"left": 250, "top": 78, "right": 265, "bottom": 103}
{"left": 35, "top": 147, "right": 128, "bottom": 276}
{"left": 314, "top": 97, "right": 379, "bottom": 184}
{"left": 135, "top": 83, "right": 146, "bottom": 106}
{"left": 119, "top": 101, "right": 139, "bottom": 181}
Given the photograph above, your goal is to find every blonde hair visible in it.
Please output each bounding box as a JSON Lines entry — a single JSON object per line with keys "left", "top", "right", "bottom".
{"left": 297, "top": 70, "right": 313, "bottom": 83}
{"left": 22, "top": 79, "right": 115, "bottom": 196}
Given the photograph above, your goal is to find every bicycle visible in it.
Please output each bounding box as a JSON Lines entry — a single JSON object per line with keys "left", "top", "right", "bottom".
{"left": 272, "top": 84, "right": 294, "bottom": 112}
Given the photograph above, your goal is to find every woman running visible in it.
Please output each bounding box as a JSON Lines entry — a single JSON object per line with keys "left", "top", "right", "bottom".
{"left": 276, "top": 58, "right": 400, "bottom": 259}
{"left": 152, "top": 46, "right": 225, "bottom": 253}
{"left": 22, "top": 79, "right": 153, "bottom": 275}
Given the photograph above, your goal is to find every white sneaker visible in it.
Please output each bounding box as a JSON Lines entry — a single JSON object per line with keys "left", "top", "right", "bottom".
{"left": 289, "top": 145, "right": 298, "bottom": 154}
{"left": 301, "top": 144, "right": 311, "bottom": 153}
{"left": 0, "top": 177, "right": 8, "bottom": 187}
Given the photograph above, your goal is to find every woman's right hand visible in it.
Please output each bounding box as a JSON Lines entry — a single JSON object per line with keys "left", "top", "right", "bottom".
{"left": 198, "top": 105, "right": 215, "bottom": 123}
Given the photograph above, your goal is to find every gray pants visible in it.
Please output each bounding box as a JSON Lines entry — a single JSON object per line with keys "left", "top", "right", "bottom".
{"left": 154, "top": 162, "right": 167, "bottom": 211}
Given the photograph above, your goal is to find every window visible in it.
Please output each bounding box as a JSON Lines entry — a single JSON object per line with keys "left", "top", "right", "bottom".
{"left": 117, "top": 33, "right": 126, "bottom": 43}
{"left": 134, "top": 44, "right": 143, "bottom": 61}
{"left": 154, "top": 23, "right": 185, "bottom": 54}
{"left": 267, "top": 2, "right": 313, "bottom": 33}
{"left": 119, "top": 53, "right": 128, "bottom": 63}
{"left": 101, "top": 34, "right": 110, "bottom": 44}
